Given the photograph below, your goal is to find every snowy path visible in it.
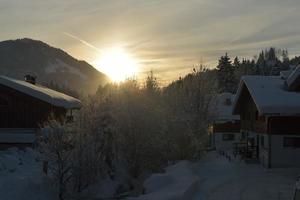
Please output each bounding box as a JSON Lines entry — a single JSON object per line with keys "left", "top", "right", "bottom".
{"left": 191, "top": 152, "right": 299, "bottom": 200}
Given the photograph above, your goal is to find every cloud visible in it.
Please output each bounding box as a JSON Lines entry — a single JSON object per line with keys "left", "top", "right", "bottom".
{"left": 1, "top": 0, "right": 300, "bottom": 83}
{"left": 62, "top": 32, "right": 101, "bottom": 53}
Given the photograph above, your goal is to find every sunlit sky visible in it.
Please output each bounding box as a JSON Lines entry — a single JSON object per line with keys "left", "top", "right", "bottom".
{"left": 1, "top": 0, "right": 300, "bottom": 83}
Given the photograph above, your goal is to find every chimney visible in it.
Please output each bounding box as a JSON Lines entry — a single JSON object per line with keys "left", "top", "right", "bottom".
{"left": 24, "top": 74, "right": 37, "bottom": 85}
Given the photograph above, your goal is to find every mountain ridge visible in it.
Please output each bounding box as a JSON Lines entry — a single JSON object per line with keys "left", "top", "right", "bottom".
{"left": 0, "top": 38, "right": 109, "bottom": 94}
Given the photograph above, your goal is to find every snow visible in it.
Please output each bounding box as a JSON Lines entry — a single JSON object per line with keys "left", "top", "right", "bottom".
{"left": 212, "top": 93, "right": 240, "bottom": 122}
{"left": 233, "top": 75, "right": 300, "bottom": 115}
{"left": 1, "top": 148, "right": 298, "bottom": 200}
{"left": 133, "top": 152, "right": 299, "bottom": 200}
{"left": 0, "top": 75, "right": 81, "bottom": 109}
{"left": 0, "top": 148, "right": 119, "bottom": 200}
{"left": 193, "top": 152, "right": 299, "bottom": 200}
{"left": 280, "top": 69, "right": 293, "bottom": 80}
{"left": 79, "top": 177, "right": 120, "bottom": 199}
{"left": 129, "top": 161, "right": 201, "bottom": 200}
{"left": 0, "top": 148, "right": 56, "bottom": 200}
{"left": 286, "top": 65, "right": 300, "bottom": 89}
{"left": 45, "top": 59, "right": 87, "bottom": 81}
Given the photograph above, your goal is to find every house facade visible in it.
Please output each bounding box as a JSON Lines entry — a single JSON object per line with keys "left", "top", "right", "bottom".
{"left": 233, "top": 70, "right": 300, "bottom": 168}
{"left": 210, "top": 93, "right": 240, "bottom": 151}
{"left": 0, "top": 75, "right": 81, "bottom": 147}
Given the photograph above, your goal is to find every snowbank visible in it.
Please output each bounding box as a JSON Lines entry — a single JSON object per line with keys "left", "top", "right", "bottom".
{"left": 0, "top": 148, "right": 56, "bottom": 200}
{"left": 0, "top": 148, "right": 122, "bottom": 200}
{"left": 129, "top": 161, "right": 200, "bottom": 200}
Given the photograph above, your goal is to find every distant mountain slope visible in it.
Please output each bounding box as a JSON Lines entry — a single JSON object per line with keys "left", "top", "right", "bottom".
{"left": 0, "top": 38, "right": 109, "bottom": 94}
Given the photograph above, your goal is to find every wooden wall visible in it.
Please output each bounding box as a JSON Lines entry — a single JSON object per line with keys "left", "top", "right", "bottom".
{"left": 0, "top": 84, "right": 66, "bottom": 128}
{"left": 213, "top": 121, "right": 240, "bottom": 133}
{"left": 238, "top": 85, "right": 268, "bottom": 134}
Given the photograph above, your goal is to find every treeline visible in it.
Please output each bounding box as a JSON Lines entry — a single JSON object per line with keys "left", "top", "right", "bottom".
{"left": 39, "top": 69, "right": 217, "bottom": 199}
{"left": 215, "top": 47, "right": 298, "bottom": 93}
{"left": 39, "top": 47, "right": 300, "bottom": 199}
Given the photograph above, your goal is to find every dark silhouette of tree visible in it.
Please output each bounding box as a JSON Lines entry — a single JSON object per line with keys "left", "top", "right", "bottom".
{"left": 216, "top": 53, "right": 237, "bottom": 93}
{"left": 233, "top": 56, "right": 240, "bottom": 68}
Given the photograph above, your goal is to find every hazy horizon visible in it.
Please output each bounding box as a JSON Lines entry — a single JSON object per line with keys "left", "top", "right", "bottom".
{"left": 2, "top": 0, "right": 300, "bottom": 83}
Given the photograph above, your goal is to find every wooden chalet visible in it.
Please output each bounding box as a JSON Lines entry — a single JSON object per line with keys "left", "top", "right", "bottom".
{"left": 0, "top": 75, "right": 81, "bottom": 147}
{"left": 233, "top": 67, "right": 300, "bottom": 168}
{"left": 210, "top": 93, "right": 240, "bottom": 151}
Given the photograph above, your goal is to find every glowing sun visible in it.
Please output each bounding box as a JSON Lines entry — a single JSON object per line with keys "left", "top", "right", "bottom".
{"left": 94, "top": 47, "right": 139, "bottom": 82}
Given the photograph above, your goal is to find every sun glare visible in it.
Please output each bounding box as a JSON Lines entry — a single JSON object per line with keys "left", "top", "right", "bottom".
{"left": 94, "top": 47, "right": 139, "bottom": 82}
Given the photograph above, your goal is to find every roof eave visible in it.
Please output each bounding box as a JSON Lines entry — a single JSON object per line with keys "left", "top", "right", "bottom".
{"left": 232, "top": 79, "right": 245, "bottom": 115}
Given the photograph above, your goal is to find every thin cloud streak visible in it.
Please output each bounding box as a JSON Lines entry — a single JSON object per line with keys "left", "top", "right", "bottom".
{"left": 2, "top": 0, "right": 300, "bottom": 83}
{"left": 63, "top": 32, "right": 101, "bottom": 53}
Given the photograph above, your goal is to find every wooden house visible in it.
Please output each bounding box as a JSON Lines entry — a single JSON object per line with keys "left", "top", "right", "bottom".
{"left": 210, "top": 93, "right": 241, "bottom": 151}
{"left": 0, "top": 75, "right": 81, "bottom": 147}
{"left": 233, "top": 68, "right": 300, "bottom": 168}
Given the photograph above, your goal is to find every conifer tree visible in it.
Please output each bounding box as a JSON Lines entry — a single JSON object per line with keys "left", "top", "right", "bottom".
{"left": 216, "top": 53, "right": 237, "bottom": 93}
{"left": 233, "top": 56, "right": 240, "bottom": 68}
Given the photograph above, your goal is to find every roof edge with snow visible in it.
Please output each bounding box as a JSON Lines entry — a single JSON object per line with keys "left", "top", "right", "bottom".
{"left": 233, "top": 75, "right": 300, "bottom": 116}
{"left": 0, "top": 76, "right": 81, "bottom": 109}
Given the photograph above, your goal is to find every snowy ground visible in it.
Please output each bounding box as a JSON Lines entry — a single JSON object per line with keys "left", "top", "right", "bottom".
{"left": 0, "top": 148, "right": 118, "bottom": 200}
{"left": 134, "top": 151, "right": 300, "bottom": 200}
{"left": 0, "top": 148, "right": 56, "bottom": 200}
{"left": 0, "top": 149, "right": 299, "bottom": 200}
{"left": 193, "top": 152, "right": 299, "bottom": 200}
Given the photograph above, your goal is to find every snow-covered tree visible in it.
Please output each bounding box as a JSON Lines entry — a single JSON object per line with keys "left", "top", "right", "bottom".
{"left": 39, "top": 120, "right": 74, "bottom": 200}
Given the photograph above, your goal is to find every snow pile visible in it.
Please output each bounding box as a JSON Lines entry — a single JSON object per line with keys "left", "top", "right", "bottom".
{"left": 0, "top": 148, "right": 56, "bottom": 200}
{"left": 129, "top": 161, "right": 200, "bottom": 200}
{"left": 0, "top": 148, "right": 121, "bottom": 200}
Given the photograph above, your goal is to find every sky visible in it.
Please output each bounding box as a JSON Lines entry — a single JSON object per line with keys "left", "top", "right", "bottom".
{"left": 1, "top": 0, "right": 300, "bottom": 84}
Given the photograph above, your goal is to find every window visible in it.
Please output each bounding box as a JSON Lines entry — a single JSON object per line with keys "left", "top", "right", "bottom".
{"left": 222, "top": 133, "right": 235, "bottom": 141}
{"left": 283, "top": 137, "right": 300, "bottom": 148}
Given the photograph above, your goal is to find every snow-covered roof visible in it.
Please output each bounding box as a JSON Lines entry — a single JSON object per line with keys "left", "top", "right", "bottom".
{"left": 280, "top": 69, "right": 293, "bottom": 80}
{"left": 233, "top": 75, "right": 300, "bottom": 115}
{"left": 0, "top": 76, "right": 81, "bottom": 109}
{"left": 212, "top": 93, "right": 240, "bottom": 122}
{"left": 286, "top": 66, "right": 300, "bottom": 90}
